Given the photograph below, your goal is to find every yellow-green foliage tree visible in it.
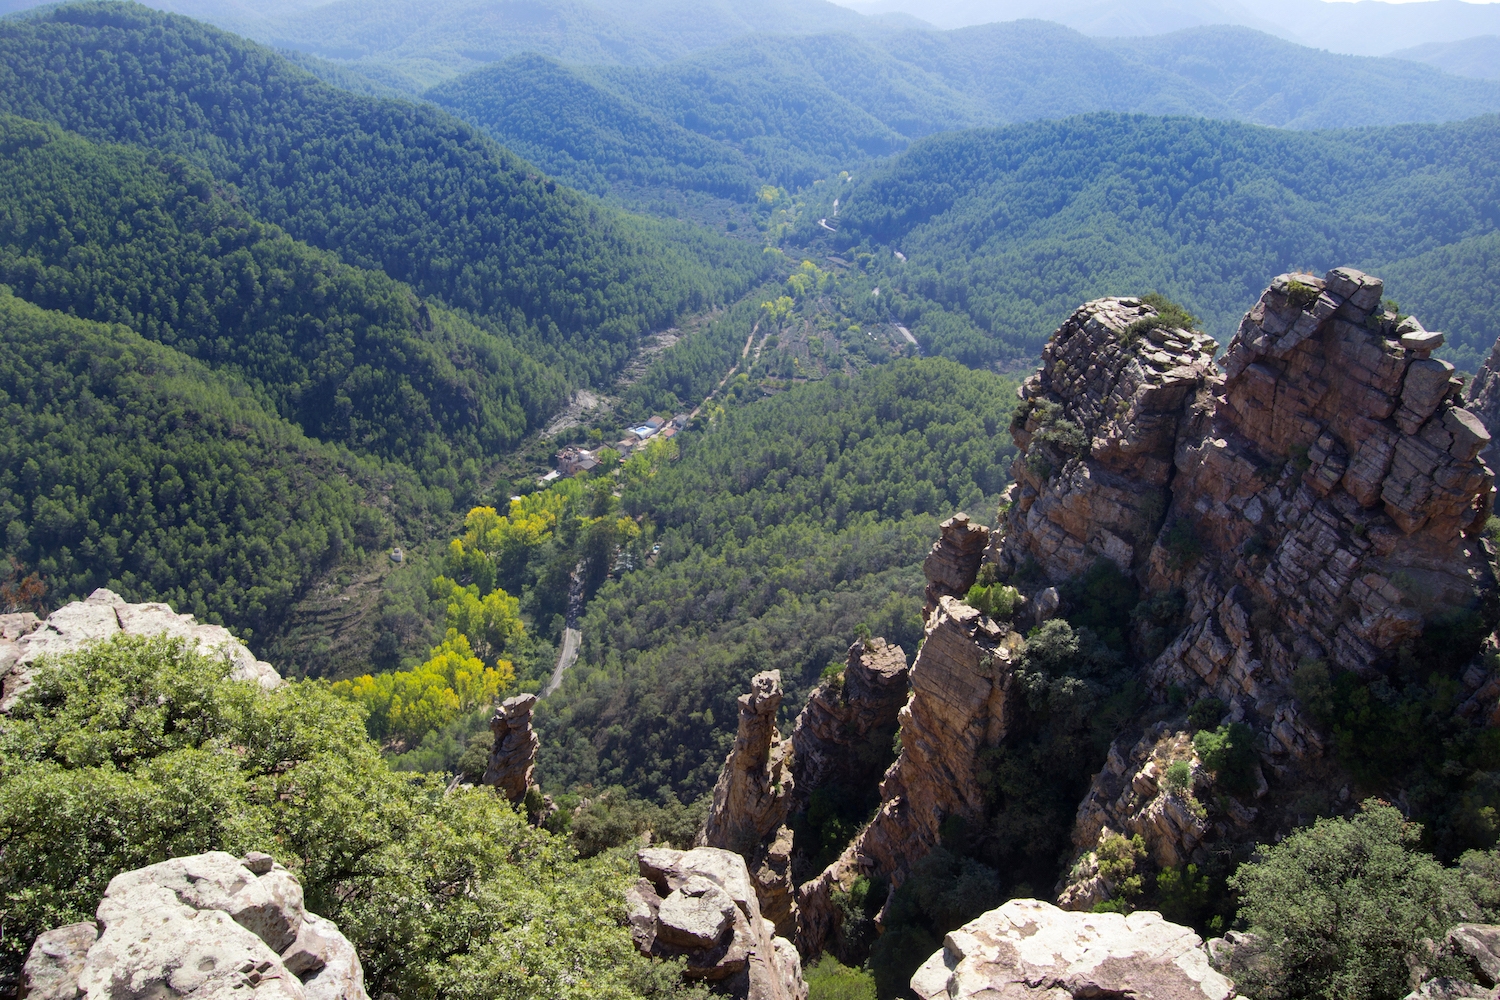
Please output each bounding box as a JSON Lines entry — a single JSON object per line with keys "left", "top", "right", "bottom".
{"left": 332, "top": 631, "right": 512, "bottom": 745}
{"left": 447, "top": 484, "right": 583, "bottom": 595}
{"left": 436, "top": 578, "right": 527, "bottom": 665}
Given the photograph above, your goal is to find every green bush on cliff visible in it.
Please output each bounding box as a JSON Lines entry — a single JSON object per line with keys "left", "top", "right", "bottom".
{"left": 0, "top": 634, "right": 700, "bottom": 999}
{"left": 1230, "top": 801, "right": 1500, "bottom": 1000}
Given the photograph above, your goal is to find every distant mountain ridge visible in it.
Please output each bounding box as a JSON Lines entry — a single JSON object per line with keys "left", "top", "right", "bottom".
{"left": 1392, "top": 35, "right": 1500, "bottom": 80}
{"left": 429, "top": 21, "right": 1500, "bottom": 213}
{"left": 841, "top": 0, "right": 1500, "bottom": 57}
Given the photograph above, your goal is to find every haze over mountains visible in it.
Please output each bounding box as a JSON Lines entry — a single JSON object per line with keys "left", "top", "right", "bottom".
{"left": 842, "top": 0, "right": 1500, "bottom": 57}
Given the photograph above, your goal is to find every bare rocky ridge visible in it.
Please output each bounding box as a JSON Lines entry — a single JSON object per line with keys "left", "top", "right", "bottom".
{"left": 910, "top": 899, "right": 1234, "bottom": 1000}
{"left": 21, "top": 851, "right": 367, "bottom": 1000}
{"left": 626, "top": 846, "right": 806, "bottom": 1000}
{"left": 0, "top": 588, "right": 281, "bottom": 713}
{"left": 698, "top": 671, "right": 798, "bottom": 937}
{"left": 482, "top": 692, "right": 540, "bottom": 804}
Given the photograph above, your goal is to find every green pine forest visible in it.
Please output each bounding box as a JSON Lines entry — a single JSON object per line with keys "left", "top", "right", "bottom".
{"left": 5, "top": 1, "right": 1500, "bottom": 997}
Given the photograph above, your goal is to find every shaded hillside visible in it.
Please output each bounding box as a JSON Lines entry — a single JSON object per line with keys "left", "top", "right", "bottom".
{"left": 0, "top": 114, "right": 564, "bottom": 470}
{"left": 0, "top": 290, "right": 396, "bottom": 640}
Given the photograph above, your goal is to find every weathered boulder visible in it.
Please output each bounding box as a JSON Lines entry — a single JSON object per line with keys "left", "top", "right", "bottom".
{"left": 20, "top": 851, "right": 368, "bottom": 1000}
{"left": 0, "top": 589, "right": 280, "bottom": 712}
{"left": 991, "top": 297, "right": 1218, "bottom": 583}
{"left": 797, "top": 598, "right": 1022, "bottom": 956}
{"left": 626, "top": 846, "right": 806, "bottom": 1000}
{"left": 698, "top": 670, "right": 797, "bottom": 936}
{"left": 482, "top": 692, "right": 539, "bottom": 804}
{"left": 909, "top": 898, "right": 1234, "bottom": 1000}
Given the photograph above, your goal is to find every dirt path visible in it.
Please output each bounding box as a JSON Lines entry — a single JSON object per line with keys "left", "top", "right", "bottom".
{"left": 545, "top": 627, "right": 581, "bottom": 696}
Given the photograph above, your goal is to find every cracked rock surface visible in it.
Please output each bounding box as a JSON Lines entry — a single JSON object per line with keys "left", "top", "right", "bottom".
{"left": 21, "top": 851, "right": 367, "bottom": 1000}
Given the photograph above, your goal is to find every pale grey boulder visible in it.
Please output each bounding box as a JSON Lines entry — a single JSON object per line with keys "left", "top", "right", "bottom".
{"left": 0, "top": 589, "right": 280, "bottom": 713}
{"left": 909, "top": 898, "right": 1234, "bottom": 1000}
{"left": 20, "top": 852, "right": 367, "bottom": 1000}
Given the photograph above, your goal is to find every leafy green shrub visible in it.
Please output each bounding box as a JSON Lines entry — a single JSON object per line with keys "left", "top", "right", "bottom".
{"left": 1096, "top": 833, "right": 1147, "bottom": 903}
{"left": 0, "top": 635, "right": 699, "bottom": 999}
{"left": 1230, "top": 801, "right": 1500, "bottom": 1000}
{"left": 964, "top": 582, "right": 1019, "bottom": 621}
{"left": 1286, "top": 279, "right": 1322, "bottom": 311}
{"left": 1060, "top": 561, "right": 1139, "bottom": 652}
{"left": 1124, "top": 293, "right": 1201, "bottom": 339}
{"left": 804, "top": 954, "right": 877, "bottom": 1000}
{"left": 1192, "top": 723, "right": 1258, "bottom": 796}
{"left": 1162, "top": 519, "right": 1204, "bottom": 570}
{"left": 1165, "top": 759, "right": 1193, "bottom": 792}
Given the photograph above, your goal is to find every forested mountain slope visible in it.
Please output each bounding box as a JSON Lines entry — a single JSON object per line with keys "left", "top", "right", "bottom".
{"left": 0, "top": 290, "right": 392, "bottom": 640}
{"left": 820, "top": 113, "right": 1500, "bottom": 370}
{"left": 0, "top": 1, "right": 768, "bottom": 385}
{"left": 430, "top": 22, "right": 1500, "bottom": 213}
{"left": 0, "top": 114, "right": 564, "bottom": 472}
{"left": 537, "top": 358, "right": 1018, "bottom": 802}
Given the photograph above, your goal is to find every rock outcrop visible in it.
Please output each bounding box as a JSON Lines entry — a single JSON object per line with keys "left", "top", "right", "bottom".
{"left": 923, "top": 514, "right": 990, "bottom": 615}
{"left": 909, "top": 899, "right": 1234, "bottom": 1000}
{"left": 626, "top": 846, "right": 806, "bottom": 1000}
{"left": 1145, "top": 269, "right": 1493, "bottom": 761}
{"left": 1400, "top": 924, "right": 1500, "bottom": 1000}
{"left": 1, "top": 588, "right": 280, "bottom": 713}
{"left": 797, "top": 598, "right": 1023, "bottom": 955}
{"left": 991, "top": 297, "right": 1219, "bottom": 583}
{"left": 482, "top": 692, "right": 539, "bottom": 804}
{"left": 1057, "top": 726, "right": 1213, "bottom": 909}
{"left": 788, "top": 638, "right": 908, "bottom": 822}
{"left": 21, "top": 851, "right": 367, "bottom": 1000}
{"left": 699, "top": 671, "right": 797, "bottom": 937}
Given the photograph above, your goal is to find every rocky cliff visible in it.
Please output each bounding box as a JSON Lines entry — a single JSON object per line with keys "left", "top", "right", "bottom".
{"left": 22, "top": 851, "right": 367, "bottom": 1000}
{"left": 0, "top": 588, "right": 281, "bottom": 713}
{"left": 789, "top": 640, "right": 908, "bottom": 818}
{"left": 797, "top": 596, "right": 1023, "bottom": 955}
{"left": 698, "top": 671, "right": 798, "bottom": 937}
{"left": 780, "top": 268, "right": 1500, "bottom": 955}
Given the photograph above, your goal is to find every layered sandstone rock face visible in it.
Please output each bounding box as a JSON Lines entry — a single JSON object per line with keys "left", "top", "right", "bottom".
{"left": 909, "top": 899, "right": 1234, "bottom": 1000}
{"left": 797, "top": 598, "right": 1023, "bottom": 955}
{"left": 992, "top": 298, "right": 1219, "bottom": 583}
{"left": 699, "top": 671, "right": 797, "bottom": 936}
{"left": 483, "top": 692, "right": 540, "bottom": 803}
{"left": 923, "top": 514, "right": 990, "bottom": 615}
{"left": 21, "top": 851, "right": 367, "bottom": 1000}
{"left": 626, "top": 847, "right": 806, "bottom": 1000}
{"left": 1146, "top": 269, "right": 1493, "bottom": 753}
{"left": 0, "top": 588, "right": 280, "bottom": 713}
{"left": 788, "top": 638, "right": 908, "bottom": 821}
